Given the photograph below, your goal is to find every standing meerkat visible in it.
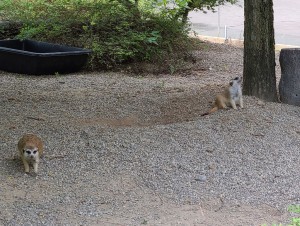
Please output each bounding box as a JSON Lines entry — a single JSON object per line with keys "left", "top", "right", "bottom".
{"left": 18, "top": 134, "right": 43, "bottom": 173}
{"left": 201, "top": 77, "right": 243, "bottom": 116}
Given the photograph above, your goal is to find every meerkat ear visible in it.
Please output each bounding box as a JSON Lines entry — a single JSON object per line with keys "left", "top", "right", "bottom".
{"left": 23, "top": 149, "right": 26, "bottom": 153}
{"left": 229, "top": 81, "right": 233, "bottom": 86}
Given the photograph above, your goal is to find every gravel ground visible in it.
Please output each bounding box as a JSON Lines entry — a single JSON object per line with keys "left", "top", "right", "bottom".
{"left": 0, "top": 41, "right": 299, "bottom": 225}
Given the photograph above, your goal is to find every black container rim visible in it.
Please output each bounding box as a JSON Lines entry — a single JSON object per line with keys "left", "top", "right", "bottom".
{"left": 0, "top": 39, "right": 92, "bottom": 56}
{"left": 0, "top": 47, "right": 91, "bottom": 56}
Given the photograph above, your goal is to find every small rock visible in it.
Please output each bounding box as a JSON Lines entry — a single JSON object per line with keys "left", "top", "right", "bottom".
{"left": 206, "top": 149, "right": 214, "bottom": 153}
{"left": 195, "top": 175, "right": 207, "bottom": 182}
{"left": 208, "top": 163, "right": 216, "bottom": 170}
{"left": 257, "top": 100, "right": 265, "bottom": 106}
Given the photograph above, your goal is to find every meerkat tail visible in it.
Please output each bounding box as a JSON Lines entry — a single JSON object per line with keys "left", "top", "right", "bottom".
{"left": 201, "top": 106, "right": 218, "bottom": 116}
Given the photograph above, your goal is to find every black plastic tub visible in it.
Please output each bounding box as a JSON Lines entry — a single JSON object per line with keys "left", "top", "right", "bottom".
{"left": 0, "top": 39, "right": 91, "bottom": 75}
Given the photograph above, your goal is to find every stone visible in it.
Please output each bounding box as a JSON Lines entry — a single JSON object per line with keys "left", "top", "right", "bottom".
{"left": 195, "top": 175, "right": 207, "bottom": 182}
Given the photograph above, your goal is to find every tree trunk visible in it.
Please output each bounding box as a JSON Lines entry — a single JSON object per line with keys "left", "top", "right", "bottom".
{"left": 177, "top": 1, "right": 193, "bottom": 23}
{"left": 243, "top": 0, "right": 278, "bottom": 102}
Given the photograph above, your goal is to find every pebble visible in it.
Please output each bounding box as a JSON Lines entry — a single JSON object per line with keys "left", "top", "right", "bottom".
{"left": 195, "top": 175, "right": 207, "bottom": 182}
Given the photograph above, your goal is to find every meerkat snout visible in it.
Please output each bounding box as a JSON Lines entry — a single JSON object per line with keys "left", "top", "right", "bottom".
{"left": 24, "top": 148, "right": 38, "bottom": 159}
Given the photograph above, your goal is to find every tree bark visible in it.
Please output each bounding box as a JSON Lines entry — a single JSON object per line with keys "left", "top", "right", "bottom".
{"left": 243, "top": 0, "right": 278, "bottom": 102}
{"left": 177, "top": 1, "right": 193, "bottom": 23}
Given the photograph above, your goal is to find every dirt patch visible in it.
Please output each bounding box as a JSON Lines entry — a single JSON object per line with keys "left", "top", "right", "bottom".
{"left": 75, "top": 86, "right": 219, "bottom": 127}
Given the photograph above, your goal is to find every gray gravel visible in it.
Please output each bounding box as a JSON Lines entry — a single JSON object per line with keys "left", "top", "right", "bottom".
{"left": 0, "top": 42, "right": 299, "bottom": 225}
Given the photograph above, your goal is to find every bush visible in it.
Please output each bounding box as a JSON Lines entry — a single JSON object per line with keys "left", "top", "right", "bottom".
{"left": 261, "top": 205, "right": 300, "bottom": 226}
{"left": 0, "top": 0, "right": 193, "bottom": 71}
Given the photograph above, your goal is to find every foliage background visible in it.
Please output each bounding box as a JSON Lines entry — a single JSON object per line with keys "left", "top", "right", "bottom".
{"left": 0, "top": 0, "right": 194, "bottom": 71}
{"left": 0, "top": 0, "right": 237, "bottom": 71}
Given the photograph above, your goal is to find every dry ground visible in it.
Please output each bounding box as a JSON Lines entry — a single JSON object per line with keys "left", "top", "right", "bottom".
{"left": 0, "top": 41, "right": 299, "bottom": 226}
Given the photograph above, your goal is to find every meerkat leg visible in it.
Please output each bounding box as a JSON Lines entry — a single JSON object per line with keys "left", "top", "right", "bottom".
{"left": 239, "top": 96, "right": 244, "bottom": 108}
{"left": 33, "top": 162, "right": 39, "bottom": 173}
{"left": 22, "top": 159, "right": 30, "bottom": 173}
{"left": 230, "top": 100, "right": 237, "bottom": 110}
{"left": 220, "top": 102, "right": 227, "bottom": 109}
{"left": 216, "top": 96, "right": 227, "bottom": 109}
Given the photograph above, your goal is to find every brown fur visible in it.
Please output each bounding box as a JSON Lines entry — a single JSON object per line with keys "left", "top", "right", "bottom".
{"left": 201, "top": 77, "right": 243, "bottom": 116}
{"left": 18, "top": 134, "right": 43, "bottom": 173}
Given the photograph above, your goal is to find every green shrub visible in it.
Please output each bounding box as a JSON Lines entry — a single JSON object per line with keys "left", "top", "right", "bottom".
{"left": 262, "top": 205, "right": 300, "bottom": 226}
{"left": 0, "top": 0, "right": 192, "bottom": 71}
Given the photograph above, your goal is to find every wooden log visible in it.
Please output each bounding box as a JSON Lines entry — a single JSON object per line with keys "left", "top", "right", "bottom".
{"left": 279, "top": 48, "right": 300, "bottom": 106}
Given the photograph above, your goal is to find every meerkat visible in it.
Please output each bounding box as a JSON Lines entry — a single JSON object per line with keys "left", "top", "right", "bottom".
{"left": 201, "top": 77, "right": 243, "bottom": 116}
{"left": 17, "top": 134, "right": 43, "bottom": 173}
